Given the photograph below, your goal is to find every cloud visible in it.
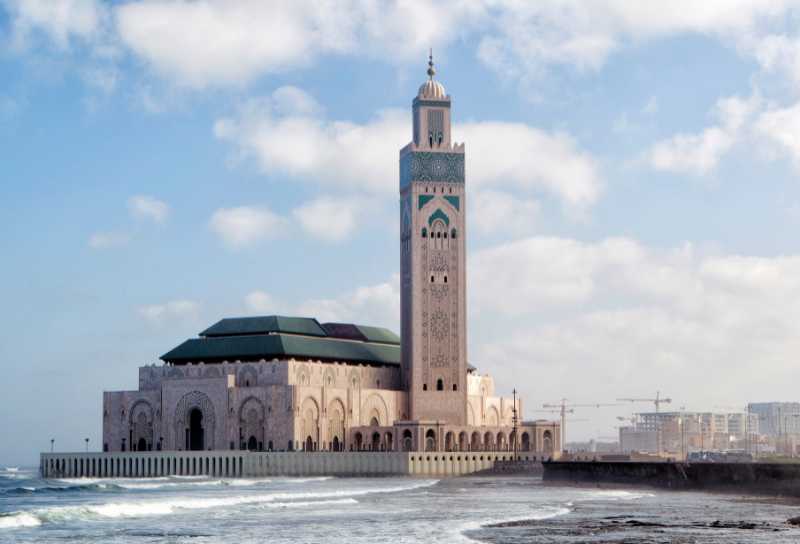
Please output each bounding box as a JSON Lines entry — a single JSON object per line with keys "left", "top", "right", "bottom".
{"left": 209, "top": 206, "right": 286, "bottom": 248}
{"left": 754, "top": 101, "right": 800, "bottom": 165}
{"left": 475, "top": 1, "right": 797, "bottom": 86}
{"left": 646, "top": 94, "right": 760, "bottom": 175}
{"left": 137, "top": 299, "right": 200, "bottom": 325}
{"left": 297, "top": 274, "right": 401, "bottom": 328}
{"left": 111, "top": 1, "right": 484, "bottom": 88}
{"left": 470, "top": 190, "right": 539, "bottom": 235}
{"left": 3, "top": 0, "right": 106, "bottom": 50}
{"left": 291, "top": 196, "right": 368, "bottom": 242}
{"left": 87, "top": 231, "right": 130, "bottom": 249}
{"left": 243, "top": 291, "right": 279, "bottom": 314}
{"left": 464, "top": 234, "right": 800, "bottom": 434}
{"left": 243, "top": 275, "right": 401, "bottom": 330}
{"left": 114, "top": 1, "right": 335, "bottom": 88}
{"left": 128, "top": 195, "right": 169, "bottom": 224}
{"left": 215, "top": 87, "right": 602, "bottom": 211}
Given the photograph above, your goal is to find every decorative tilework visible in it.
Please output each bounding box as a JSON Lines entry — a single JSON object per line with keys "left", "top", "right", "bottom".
{"left": 400, "top": 152, "right": 465, "bottom": 188}
{"left": 428, "top": 208, "right": 449, "bottom": 227}
{"left": 418, "top": 195, "right": 434, "bottom": 210}
{"left": 444, "top": 195, "right": 460, "bottom": 210}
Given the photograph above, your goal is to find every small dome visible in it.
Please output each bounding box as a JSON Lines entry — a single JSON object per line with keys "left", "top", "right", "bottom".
{"left": 418, "top": 79, "right": 447, "bottom": 100}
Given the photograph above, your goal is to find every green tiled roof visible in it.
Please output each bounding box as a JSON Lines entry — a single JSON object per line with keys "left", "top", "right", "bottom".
{"left": 354, "top": 325, "right": 401, "bottom": 345}
{"left": 200, "top": 316, "right": 327, "bottom": 338}
{"left": 161, "top": 333, "right": 400, "bottom": 366}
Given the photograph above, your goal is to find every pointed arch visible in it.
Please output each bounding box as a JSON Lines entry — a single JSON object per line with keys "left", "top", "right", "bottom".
{"left": 428, "top": 208, "right": 450, "bottom": 227}
{"left": 360, "top": 393, "right": 389, "bottom": 427}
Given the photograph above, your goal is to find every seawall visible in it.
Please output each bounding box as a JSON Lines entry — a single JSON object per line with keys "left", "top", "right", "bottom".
{"left": 543, "top": 460, "right": 800, "bottom": 497}
{"left": 40, "top": 451, "right": 542, "bottom": 478}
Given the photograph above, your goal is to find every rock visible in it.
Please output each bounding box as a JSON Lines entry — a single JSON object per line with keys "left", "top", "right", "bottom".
{"left": 787, "top": 516, "right": 800, "bottom": 526}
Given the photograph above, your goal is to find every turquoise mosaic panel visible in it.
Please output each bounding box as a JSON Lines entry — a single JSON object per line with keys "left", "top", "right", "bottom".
{"left": 400, "top": 151, "right": 465, "bottom": 188}
{"left": 418, "top": 194, "right": 434, "bottom": 209}
{"left": 444, "top": 195, "right": 460, "bottom": 210}
{"left": 428, "top": 208, "right": 450, "bottom": 227}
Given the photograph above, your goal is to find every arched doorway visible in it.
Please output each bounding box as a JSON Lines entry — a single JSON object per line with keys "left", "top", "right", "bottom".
{"left": 371, "top": 432, "right": 381, "bottom": 451}
{"left": 522, "top": 432, "right": 531, "bottom": 451}
{"left": 305, "top": 436, "right": 314, "bottom": 451}
{"left": 332, "top": 436, "right": 341, "bottom": 452}
{"left": 445, "top": 431, "right": 455, "bottom": 451}
{"left": 402, "top": 430, "right": 413, "bottom": 451}
{"left": 470, "top": 431, "right": 480, "bottom": 451}
{"left": 425, "top": 429, "right": 436, "bottom": 452}
{"left": 137, "top": 438, "right": 147, "bottom": 452}
{"left": 188, "top": 408, "right": 204, "bottom": 451}
{"left": 355, "top": 432, "right": 363, "bottom": 450}
{"left": 483, "top": 431, "right": 493, "bottom": 451}
{"left": 543, "top": 430, "right": 553, "bottom": 455}
{"left": 247, "top": 436, "right": 258, "bottom": 451}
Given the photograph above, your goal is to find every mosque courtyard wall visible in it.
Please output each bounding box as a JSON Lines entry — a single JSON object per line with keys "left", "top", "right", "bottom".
{"left": 41, "top": 450, "right": 551, "bottom": 478}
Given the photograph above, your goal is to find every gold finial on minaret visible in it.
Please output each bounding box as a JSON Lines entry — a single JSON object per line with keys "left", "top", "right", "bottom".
{"left": 427, "top": 48, "right": 435, "bottom": 79}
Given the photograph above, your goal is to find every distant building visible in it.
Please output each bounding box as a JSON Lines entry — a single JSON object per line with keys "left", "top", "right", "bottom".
{"left": 748, "top": 402, "right": 800, "bottom": 437}
{"left": 620, "top": 410, "right": 757, "bottom": 457}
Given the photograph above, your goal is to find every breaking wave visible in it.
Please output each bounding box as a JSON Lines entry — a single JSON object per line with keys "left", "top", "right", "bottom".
{"left": 0, "top": 513, "right": 42, "bottom": 529}
{"left": 0, "top": 479, "right": 438, "bottom": 529}
{"left": 578, "top": 490, "right": 656, "bottom": 501}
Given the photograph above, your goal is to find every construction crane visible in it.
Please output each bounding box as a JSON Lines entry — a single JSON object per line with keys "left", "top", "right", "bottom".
{"left": 617, "top": 391, "right": 672, "bottom": 413}
{"left": 542, "top": 399, "right": 623, "bottom": 450}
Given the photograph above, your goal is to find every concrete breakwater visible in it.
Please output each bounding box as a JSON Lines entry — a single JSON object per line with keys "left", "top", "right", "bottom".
{"left": 543, "top": 460, "right": 800, "bottom": 497}
{"left": 40, "top": 451, "right": 543, "bottom": 478}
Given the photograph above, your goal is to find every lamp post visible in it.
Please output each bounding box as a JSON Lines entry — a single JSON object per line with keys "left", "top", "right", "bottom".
{"left": 512, "top": 388, "right": 519, "bottom": 459}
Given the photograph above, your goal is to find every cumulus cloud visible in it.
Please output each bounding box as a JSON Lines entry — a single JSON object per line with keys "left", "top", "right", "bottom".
{"left": 296, "top": 275, "right": 400, "bottom": 328}
{"left": 754, "top": 101, "right": 800, "bottom": 165}
{"left": 243, "top": 275, "right": 401, "bottom": 330}
{"left": 470, "top": 190, "right": 539, "bottom": 235}
{"left": 646, "top": 94, "right": 760, "bottom": 175}
{"left": 215, "top": 87, "right": 602, "bottom": 211}
{"left": 128, "top": 195, "right": 169, "bottom": 223}
{"left": 137, "top": 299, "right": 201, "bottom": 325}
{"left": 475, "top": 1, "right": 797, "bottom": 86}
{"left": 111, "top": 1, "right": 484, "bottom": 88}
{"left": 243, "top": 290, "right": 279, "bottom": 314}
{"left": 291, "top": 196, "right": 371, "bottom": 242}
{"left": 464, "top": 235, "right": 800, "bottom": 436}
{"left": 209, "top": 206, "right": 286, "bottom": 248}
{"left": 87, "top": 231, "right": 130, "bottom": 249}
{"left": 3, "top": 0, "right": 106, "bottom": 50}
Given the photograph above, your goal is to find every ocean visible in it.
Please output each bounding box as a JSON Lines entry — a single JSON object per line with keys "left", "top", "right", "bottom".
{"left": 1, "top": 466, "right": 799, "bottom": 543}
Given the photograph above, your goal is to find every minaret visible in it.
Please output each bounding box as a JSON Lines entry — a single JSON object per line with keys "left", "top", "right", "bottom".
{"left": 400, "top": 53, "right": 467, "bottom": 425}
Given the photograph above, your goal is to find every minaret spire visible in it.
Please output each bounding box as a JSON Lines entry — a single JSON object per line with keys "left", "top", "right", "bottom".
{"left": 427, "top": 48, "right": 435, "bottom": 80}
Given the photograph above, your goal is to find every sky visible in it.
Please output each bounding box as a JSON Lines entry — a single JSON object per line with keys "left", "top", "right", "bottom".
{"left": 4, "top": 1, "right": 800, "bottom": 465}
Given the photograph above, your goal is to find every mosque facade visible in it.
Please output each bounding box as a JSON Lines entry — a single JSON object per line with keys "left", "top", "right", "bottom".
{"left": 101, "top": 59, "right": 560, "bottom": 458}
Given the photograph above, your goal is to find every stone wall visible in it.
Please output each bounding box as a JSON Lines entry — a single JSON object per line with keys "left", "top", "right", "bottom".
{"left": 41, "top": 450, "right": 544, "bottom": 478}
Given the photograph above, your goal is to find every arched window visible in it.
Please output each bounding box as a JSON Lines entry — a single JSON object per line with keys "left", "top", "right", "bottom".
{"left": 443, "top": 276, "right": 447, "bottom": 283}
{"left": 436, "top": 378, "right": 443, "bottom": 391}
{"left": 421, "top": 227, "right": 427, "bottom": 238}
{"left": 453, "top": 384, "right": 458, "bottom": 391}
{"left": 423, "top": 384, "right": 428, "bottom": 391}
{"left": 451, "top": 228, "right": 457, "bottom": 239}
{"left": 430, "top": 275, "right": 435, "bottom": 283}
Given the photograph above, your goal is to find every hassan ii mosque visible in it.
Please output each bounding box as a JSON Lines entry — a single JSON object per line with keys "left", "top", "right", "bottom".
{"left": 100, "top": 57, "right": 561, "bottom": 459}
